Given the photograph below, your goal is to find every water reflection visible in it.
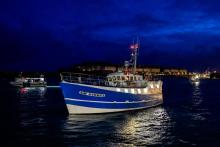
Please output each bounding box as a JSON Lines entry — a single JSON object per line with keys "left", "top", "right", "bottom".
{"left": 17, "top": 87, "right": 47, "bottom": 98}
{"left": 61, "top": 107, "right": 172, "bottom": 146}
{"left": 190, "top": 80, "right": 200, "bottom": 87}
{"left": 192, "top": 80, "right": 202, "bottom": 107}
{"left": 191, "top": 80, "right": 209, "bottom": 122}
{"left": 16, "top": 87, "right": 48, "bottom": 122}
{"left": 194, "top": 81, "right": 200, "bottom": 87}
{"left": 118, "top": 107, "right": 172, "bottom": 146}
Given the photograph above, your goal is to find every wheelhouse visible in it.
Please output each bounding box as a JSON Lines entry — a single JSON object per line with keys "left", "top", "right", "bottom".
{"left": 106, "top": 72, "right": 143, "bottom": 82}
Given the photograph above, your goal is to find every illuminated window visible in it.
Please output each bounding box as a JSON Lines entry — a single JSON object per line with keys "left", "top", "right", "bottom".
{"left": 156, "top": 84, "right": 160, "bottom": 88}
{"left": 116, "top": 88, "right": 121, "bottom": 92}
{"left": 137, "top": 89, "right": 141, "bottom": 94}
{"left": 124, "top": 89, "right": 128, "bottom": 93}
{"left": 144, "top": 88, "right": 148, "bottom": 93}
{"left": 131, "top": 89, "right": 135, "bottom": 94}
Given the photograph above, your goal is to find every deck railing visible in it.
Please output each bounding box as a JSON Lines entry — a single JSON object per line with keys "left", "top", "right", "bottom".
{"left": 60, "top": 72, "right": 106, "bottom": 86}
{"left": 60, "top": 72, "right": 162, "bottom": 88}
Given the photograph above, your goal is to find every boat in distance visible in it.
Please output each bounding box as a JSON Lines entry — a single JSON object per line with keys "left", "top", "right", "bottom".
{"left": 60, "top": 39, "right": 163, "bottom": 114}
{"left": 190, "top": 74, "right": 200, "bottom": 83}
{"left": 10, "top": 73, "right": 47, "bottom": 87}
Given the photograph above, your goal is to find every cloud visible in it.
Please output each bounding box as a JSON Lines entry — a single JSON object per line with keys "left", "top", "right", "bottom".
{"left": 0, "top": 0, "right": 220, "bottom": 71}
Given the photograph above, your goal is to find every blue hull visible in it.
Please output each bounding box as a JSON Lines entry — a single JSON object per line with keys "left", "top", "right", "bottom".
{"left": 60, "top": 81, "right": 163, "bottom": 114}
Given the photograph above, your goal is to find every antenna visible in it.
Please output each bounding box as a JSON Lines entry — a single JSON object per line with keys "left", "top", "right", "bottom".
{"left": 133, "top": 36, "right": 139, "bottom": 75}
{"left": 126, "top": 36, "right": 140, "bottom": 75}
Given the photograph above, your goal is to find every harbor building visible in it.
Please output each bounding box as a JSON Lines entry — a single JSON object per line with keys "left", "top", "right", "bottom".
{"left": 75, "top": 64, "right": 187, "bottom": 76}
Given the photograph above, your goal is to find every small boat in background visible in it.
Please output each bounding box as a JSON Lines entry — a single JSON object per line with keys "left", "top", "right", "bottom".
{"left": 190, "top": 74, "right": 200, "bottom": 83}
{"left": 10, "top": 73, "right": 47, "bottom": 87}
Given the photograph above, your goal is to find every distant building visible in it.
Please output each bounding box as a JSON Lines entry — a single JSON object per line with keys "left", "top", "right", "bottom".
{"left": 163, "top": 69, "right": 171, "bottom": 74}
{"left": 143, "top": 68, "right": 151, "bottom": 72}
{"left": 179, "top": 69, "right": 188, "bottom": 75}
{"left": 151, "top": 68, "right": 161, "bottom": 73}
{"left": 104, "top": 66, "right": 117, "bottom": 72}
{"left": 163, "top": 68, "right": 188, "bottom": 75}
{"left": 76, "top": 64, "right": 187, "bottom": 76}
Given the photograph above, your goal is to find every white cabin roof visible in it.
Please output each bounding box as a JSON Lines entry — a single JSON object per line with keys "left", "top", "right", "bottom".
{"left": 107, "top": 72, "right": 143, "bottom": 78}
{"left": 107, "top": 72, "right": 134, "bottom": 77}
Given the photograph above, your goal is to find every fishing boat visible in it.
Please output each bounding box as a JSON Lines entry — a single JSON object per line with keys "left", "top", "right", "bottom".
{"left": 60, "top": 39, "right": 163, "bottom": 114}
{"left": 10, "top": 73, "right": 47, "bottom": 87}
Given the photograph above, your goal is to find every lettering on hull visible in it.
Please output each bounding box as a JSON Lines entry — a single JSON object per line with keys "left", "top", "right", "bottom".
{"left": 79, "top": 91, "right": 106, "bottom": 97}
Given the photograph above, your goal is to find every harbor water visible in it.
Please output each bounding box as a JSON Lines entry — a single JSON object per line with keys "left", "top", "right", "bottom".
{"left": 1, "top": 78, "right": 220, "bottom": 146}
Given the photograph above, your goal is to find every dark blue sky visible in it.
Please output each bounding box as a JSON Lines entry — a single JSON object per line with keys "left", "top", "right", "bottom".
{"left": 0, "top": 0, "right": 220, "bottom": 71}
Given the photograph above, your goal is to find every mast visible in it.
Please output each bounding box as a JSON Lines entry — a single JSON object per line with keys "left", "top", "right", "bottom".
{"left": 132, "top": 37, "right": 139, "bottom": 75}
{"left": 125, "top": 37, "right": 140, "bottom": 75}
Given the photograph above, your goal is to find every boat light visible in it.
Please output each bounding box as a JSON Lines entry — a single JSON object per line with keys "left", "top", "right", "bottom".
{"left": 131, "top": 89, "right": 135, "bottom": 94}
{"left": 124, "top": 89, "right": 128, "bottom": 93}
{"left": 116, "top": 88, "right": 121, "bottom": 92}
{"left": 144, "top": 88, "right": 148, "bottom": 93}
{"left": 156, "top": 84, "right": 160, "bottom": 88}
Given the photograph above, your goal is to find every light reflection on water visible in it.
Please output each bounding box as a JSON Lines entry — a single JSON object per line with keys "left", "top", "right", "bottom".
{"left": 190, "top": 80, "right": 209, "bottom": 121}
{"left": 18, "top": 87, "right": 47, "bottom": 98}
{"left": 192, "top": 80, "right": 202, "bottom": 106}
{"left": 16, "top": 87, "right": 48, "bottom": 128}
{"left": 62, "top": 107, "right": 172, "bottom": 146}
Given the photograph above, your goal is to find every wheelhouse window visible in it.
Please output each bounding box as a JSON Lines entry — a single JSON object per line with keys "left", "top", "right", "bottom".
{"left": 134, "top": 76, "right": 137, "bottom": 80}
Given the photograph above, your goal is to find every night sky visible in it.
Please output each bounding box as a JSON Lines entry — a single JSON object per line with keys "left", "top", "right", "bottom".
{"left": 1, "top": 0, "right": 220, "bottom": 71}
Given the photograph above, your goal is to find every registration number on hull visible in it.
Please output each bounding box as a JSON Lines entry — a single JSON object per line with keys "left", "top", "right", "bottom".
{"left": 79, "top": 91, "right": 106, "bottom": 97}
